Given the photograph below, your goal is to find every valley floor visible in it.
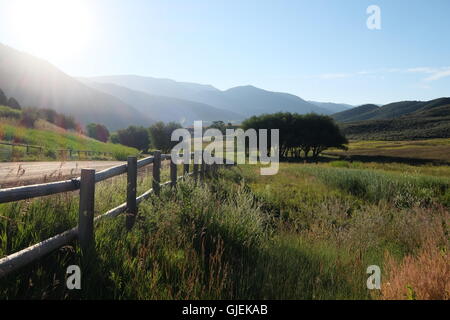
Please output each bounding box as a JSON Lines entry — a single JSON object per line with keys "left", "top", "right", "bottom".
{"left": 1, "top": 154, "right": 448, "bottom": 299}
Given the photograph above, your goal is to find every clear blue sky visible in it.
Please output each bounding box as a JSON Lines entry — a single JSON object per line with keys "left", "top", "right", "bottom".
{"left": 0, "top": 0, "right": 449, "bottom": 105}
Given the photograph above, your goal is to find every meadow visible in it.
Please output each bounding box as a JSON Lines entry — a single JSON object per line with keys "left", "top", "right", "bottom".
{"left": 327, "top": 138, "right": 450, "bottom": 163}
{"left": 1, "top": 156, "right": 448, "bottom": 299}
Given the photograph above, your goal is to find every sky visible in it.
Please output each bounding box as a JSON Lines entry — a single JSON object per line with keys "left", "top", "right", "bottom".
{"left": 0, "top": 0, "right": 449, "bottom": 105}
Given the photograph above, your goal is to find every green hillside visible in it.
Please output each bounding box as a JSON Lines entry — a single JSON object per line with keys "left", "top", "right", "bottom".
{"left": 332, "top": 104, "right": 379, "bottom": 122}
{"left": 333, "top": 98, "right": 450, "bottom": 123}
{"left": 335, "top": 98, "right": 450, "bottom": 140}
{"left": 0, "top": 121, "right": 138, "bottom": 161}
{"left": 340, "top": 115, "right": 450, "bottom": 140}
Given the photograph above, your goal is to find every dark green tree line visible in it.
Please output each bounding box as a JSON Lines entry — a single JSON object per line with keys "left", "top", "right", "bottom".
{"left": 242, "top": 112, "right": 348, "bottom": 160}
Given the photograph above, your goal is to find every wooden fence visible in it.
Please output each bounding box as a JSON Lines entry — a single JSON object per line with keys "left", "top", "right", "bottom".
{"left": 0, "top": 151, "right": 225, "bottom": 278}
{"left": 0, "top": 141, "right": 113, "bottom": 160}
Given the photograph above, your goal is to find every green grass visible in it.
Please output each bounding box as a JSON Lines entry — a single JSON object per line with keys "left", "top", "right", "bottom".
{"left": 327, "top": 138, "right": 450, "bottom": 163}
{"left": 0, "top": 106, "right": 21, "bottom": 120}
{"left": 1, "top": 162, "right": 448, "bottom": 299}
{"left": 0, "top": 122, "right": 138, "bottom": 161}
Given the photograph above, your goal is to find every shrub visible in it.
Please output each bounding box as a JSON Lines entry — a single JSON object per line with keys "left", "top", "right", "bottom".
{"left": 20, "top": 108, "right": 40, "bottom": 128}
{"left": 381, "top": 242, "right": 449, "bottom": 300}
{"left": 86, "top": 123, "right": 110, "bottom": 142}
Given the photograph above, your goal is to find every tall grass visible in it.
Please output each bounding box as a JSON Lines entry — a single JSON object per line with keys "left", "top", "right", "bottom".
{"left": 1, "top": 163, "right": 448, "bottom": 299}
{"left": 300, "top": 166, "right": 450, "bottom": 208}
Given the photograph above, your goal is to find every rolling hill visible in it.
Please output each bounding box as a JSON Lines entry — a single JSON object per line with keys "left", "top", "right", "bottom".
{"left": 333, "top": 98, "right": 450, "bottom": 123}
{"left": 0, "top": 43, "right": 153, "bottom": 130}
{"left": 336, "top": 98, "right": 450, "bottom": 140}
{"left": 332, "top": 104, "right": 380, "bottom": 122}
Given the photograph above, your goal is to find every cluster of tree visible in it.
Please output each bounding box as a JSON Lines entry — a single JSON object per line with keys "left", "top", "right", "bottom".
{"left": 20, "top": 107, "right": 80, "bottom": 130}
{"left": 111, "top": 126, "right": 150, "bottom": 151}
{"left": 148, "top": 122, "right": 182, "bottom": 153}
{"left": 242, "top": 112, "right": 348, "bottom": 159}
{"left": 0, "top": 88, "right": 22, "bottom": 110}
{"left": 110, "top": 122, "right": 182, "bottom": 153}
{"left": 208, "top": 120, "right": 236, "bottom": 134}
{"left": 86, "top": 123, "right": 110, "bottom": 143}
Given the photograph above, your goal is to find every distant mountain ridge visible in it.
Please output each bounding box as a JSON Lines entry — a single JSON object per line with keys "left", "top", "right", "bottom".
{"left": 80, "top": 80, "right": 242, "bottom": 125}
{"left": 85, "top": 75, "right": 334, "bottom": 119}
{"left": 0, "top": 43, "right": 153, "bottom": 130}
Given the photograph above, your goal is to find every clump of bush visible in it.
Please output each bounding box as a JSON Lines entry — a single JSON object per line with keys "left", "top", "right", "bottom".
{"left": 86, "top": 123, "right": 110, "bottom": 143}
{"left": 21, "top": 107, "right": 80, "bottom": 131}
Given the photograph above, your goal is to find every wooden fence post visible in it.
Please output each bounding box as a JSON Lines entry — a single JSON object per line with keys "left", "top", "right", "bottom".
{"left": 170, "top": 159, "right": 177, "bottom": 188}
{"left": 200, "top": 160, "right": 205, "bottom": 182}
{"left": 184, "top": 160, "right": 190, "bottom": 176}
{"left": 78, "top": 169, "right": 95, "bottom": 254}
{"left": 193, "top": 162, "right": 199, "bottom": 183}
{"left": 126, "top": 156, "right": 138, "bottom": 230}
{"left": 153, "top": 151, "right": 161, "bottom": 196}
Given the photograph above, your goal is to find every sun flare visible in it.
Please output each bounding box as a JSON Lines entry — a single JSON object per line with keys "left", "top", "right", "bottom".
{"left": 9, "top": 0, "right": 93, "bottom": 62}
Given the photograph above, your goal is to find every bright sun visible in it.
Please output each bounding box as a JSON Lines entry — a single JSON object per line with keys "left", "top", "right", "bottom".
{"left": 10, "top": 0, "right": 93, "bottom": 61}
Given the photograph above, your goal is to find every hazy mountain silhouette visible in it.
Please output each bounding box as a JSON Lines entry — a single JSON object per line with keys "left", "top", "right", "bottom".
{"left": 81, "top": 80, "right": 243, "bottom": 125}
{"left": 0, "top": 43, "right": 153, "bottom": 130}
{"left": 87, "top": 76, "right": 332, "bottom": 117}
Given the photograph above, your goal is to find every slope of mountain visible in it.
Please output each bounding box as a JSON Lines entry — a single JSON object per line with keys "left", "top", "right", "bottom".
{"left": 81, "top": 80, "right": 243, "bottom": 125}
{"left": 338, "top": 98, "right": 450, "bottom": 140}
{"left": 308, "top": 101, "right": 353, "bottom": 113}
{"left": 0, "top": 43, "right": 153, "bottom": 130}
{"left": 87, "top": 75, "right": 220, "bottom": 102}
{"left": 218, "top": 85, "right": 331, "bottom": 116}
{"left": 332, "top": 104, "right": 380, "bottom": 122}
{"left": 333, "top": 98, "right": 450, "bottom": 123}
{"left": 87, "top": 75, "right": 332, "bottom": 117}
{"left": 341, "top": 116, "right": 450, "bottom": 140}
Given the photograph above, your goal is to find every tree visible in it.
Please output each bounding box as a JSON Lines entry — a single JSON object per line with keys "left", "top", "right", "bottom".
{"left": 148, "top": 121, "right": 182, "bottom": 153}
{"left": 7, "top": 97, "right": 21, "bottom": 110}
{"left": 0, "top": 88, "right": 7, "bottom": 106}
{"left": 20, "top": 108, "right": 40, "bottom": 128}
{"left": 115, "top": 126, "right": 150, "bottom": 151}
{"left": 242, "top": 112, "right": 348, "bottom": 160}
{"left": 209, "top": 121, "right": 226, "bottom": 134}
{"left": 86, "top": 123, "right": 110, "bottom": 143}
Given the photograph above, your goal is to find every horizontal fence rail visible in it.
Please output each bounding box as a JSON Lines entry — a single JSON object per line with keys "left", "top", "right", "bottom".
{"left": 0, "top": 152, "right": 228, "bottom": 278}
{"left": 0, "top": 154, "right": 171, "bottom": 204}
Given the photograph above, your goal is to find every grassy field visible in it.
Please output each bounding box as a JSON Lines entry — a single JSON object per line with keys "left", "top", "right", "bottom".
{"left": 0, "top": 120, "right": 138, "bottom": 161}
{"left": 327, "top": 138, "right": 450, "bottom": 163}
{"left": 1, "top": 156, "right": 448, "bottom": 299}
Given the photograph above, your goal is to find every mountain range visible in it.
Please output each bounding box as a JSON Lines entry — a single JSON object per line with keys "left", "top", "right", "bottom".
{"left": 0, "top": 43, "right": 350, "bottom": 130}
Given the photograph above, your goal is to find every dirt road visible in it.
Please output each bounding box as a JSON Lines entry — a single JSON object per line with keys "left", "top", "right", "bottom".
{"left": 0, "top": 161, "right": 124, "bottom": 188}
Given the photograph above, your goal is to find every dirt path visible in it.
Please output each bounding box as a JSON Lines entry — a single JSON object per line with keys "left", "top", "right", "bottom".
{"left": 0, "top": 161, "right": 124, "bottom": 188}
